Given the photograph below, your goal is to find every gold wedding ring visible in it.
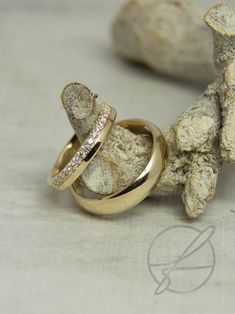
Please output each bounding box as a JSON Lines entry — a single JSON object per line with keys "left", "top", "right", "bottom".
{"left": 70, "top": 119, "right": 168, "bottom": 215}
{"left": 48, "top": 103, "right": 116, "bottom": 191}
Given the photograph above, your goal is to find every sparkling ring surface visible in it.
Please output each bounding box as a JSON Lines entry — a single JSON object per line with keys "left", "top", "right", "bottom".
{"left": 48, "top": 103, "right": 116, "bottom": 191}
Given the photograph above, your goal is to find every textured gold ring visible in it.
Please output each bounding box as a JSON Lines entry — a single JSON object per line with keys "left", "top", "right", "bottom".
{"left": 70, "top": 119, "right": 168, "bottom": 215}
{"left": 48, "top": 103, "right": 116, "bottom": 191}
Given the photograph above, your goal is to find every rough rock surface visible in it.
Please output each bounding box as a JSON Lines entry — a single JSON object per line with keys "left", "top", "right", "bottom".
{"left": 112, "top": 0, "right": 216, "bottom": 82}
{"left": 205, "top": 5, "right": 235, "bottom": 162}
{"left": 60, "top": 4, "right": 235, "bottom": 218}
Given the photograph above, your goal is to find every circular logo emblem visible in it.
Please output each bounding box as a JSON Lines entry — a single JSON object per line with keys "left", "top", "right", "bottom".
{"left": 147, "top": 225, "right": 216, "bottom": 295}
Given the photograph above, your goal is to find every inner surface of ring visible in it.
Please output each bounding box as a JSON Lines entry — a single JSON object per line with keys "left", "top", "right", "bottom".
{"left": 72, "top": 123, "right": 154, "bottom": 199}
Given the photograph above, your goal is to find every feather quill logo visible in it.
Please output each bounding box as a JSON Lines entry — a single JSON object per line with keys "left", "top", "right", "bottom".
{"left": 148, "top": 225, "right": 216, "bottom": 295}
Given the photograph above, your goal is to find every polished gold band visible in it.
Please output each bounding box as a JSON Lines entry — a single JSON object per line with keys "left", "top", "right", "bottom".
{"left": 70, "top": 119, "right": 168, "bottom": 215}
{"left": 48, "top": 103, "right": 116, "bottom": 191}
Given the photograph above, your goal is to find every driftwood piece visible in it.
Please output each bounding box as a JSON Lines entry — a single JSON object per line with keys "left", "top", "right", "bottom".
{"left": 112, "top": 0, "right": 216, "bottom": 82}
{"left": 59, "top": 4, "right": 235, "bottom": 218}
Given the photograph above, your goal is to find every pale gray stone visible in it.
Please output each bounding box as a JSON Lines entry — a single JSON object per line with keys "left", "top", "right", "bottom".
{"left": 112, "top": 0, "right": 216, "bottom": 82}
{"left": 205, "top": 4, "right": 235, "bottom": 162}
{"left": 63, "top": 4, "right": 235, "bottom": 218}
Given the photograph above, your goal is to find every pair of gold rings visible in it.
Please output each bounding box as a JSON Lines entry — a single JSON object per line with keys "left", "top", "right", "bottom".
{"left": 48, "top": 84, "right": 168, "bottom": 216}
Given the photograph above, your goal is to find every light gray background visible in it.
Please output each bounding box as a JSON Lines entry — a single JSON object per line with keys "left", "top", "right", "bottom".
{"left": 0, "top": 0, "right": 235, "bottom": 313}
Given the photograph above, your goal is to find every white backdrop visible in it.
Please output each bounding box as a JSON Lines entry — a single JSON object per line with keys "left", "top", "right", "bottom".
{"left": 0, "top": 1, "right": 235, "bottom": 313}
